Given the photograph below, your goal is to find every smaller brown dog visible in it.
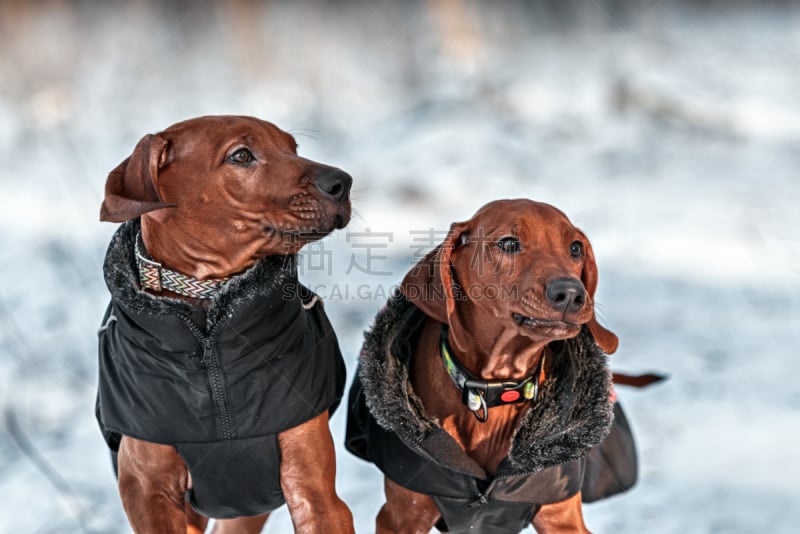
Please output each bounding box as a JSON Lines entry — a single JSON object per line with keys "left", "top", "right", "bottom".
{"left": 96, "top": 115, "right": 354, "bottom": 533}
{"left": 347, "top": 199, "right": 638, "bottom": 534}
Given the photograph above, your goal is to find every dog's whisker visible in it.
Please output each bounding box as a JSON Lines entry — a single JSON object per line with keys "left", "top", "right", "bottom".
{"left": 288, "top": 128, "right": 321, "bottom": 140}
{"left": 349, "top": 209, "right": 366, "bottom": 223}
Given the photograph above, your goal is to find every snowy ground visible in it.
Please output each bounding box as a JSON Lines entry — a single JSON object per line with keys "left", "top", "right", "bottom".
{"left": 1, "top": 1, "right": 799, "bottom": 532}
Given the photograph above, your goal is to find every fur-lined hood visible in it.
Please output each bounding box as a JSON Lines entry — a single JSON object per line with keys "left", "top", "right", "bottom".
{"left": 358, "top": 292, "right": 614, "bottom": 476}
{"left": 102, "top": 219, "right": 296, "bottom": 330}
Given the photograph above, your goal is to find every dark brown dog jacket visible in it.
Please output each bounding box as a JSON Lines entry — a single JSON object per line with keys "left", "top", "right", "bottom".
{"left": 346, "top": 293, "right": 637, "bottom": 534}
{"left": 96, "top": 220, "right": 346, "bottom": 518}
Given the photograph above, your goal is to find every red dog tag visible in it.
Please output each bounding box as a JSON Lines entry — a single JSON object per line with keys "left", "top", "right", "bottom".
{"left": 501, "top": 390, "right": 520, "bottom": 403}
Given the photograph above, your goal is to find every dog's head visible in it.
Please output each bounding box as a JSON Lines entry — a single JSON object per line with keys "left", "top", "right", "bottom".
{"left": 100, "top": 115, "right": 352, "bottom": 256}
{"left": 401, "top": 198, "right": 618, "bottom": 354}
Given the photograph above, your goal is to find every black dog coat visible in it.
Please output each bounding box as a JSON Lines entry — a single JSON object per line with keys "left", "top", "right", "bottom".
{"left": 346, "top": 293, "right": 636, "bottom": 534}
{"left": 96, "top": 220, "right": 346, "bottom": 518}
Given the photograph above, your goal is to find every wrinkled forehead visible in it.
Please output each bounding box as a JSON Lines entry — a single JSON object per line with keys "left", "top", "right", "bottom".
{"left": 159, "top": 115, "right": 297, "bottom": 152}
{"left": 470, "top": 199, "right": 576, "bottom": 237}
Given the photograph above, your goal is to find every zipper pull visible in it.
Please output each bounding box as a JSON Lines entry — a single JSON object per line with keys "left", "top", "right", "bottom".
{"left": 465, "top": 494, "right": 489, "bottom": 509}
{"left": 202, "top": 338, "right": 213, "bottom": 362}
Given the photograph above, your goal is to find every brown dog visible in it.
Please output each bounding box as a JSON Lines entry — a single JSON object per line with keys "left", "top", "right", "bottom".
{"left": 347, "top": 199, "right": 633, "bottom": 533}
{"left": 96, "top": 115, "right": 354, "bottom": 533}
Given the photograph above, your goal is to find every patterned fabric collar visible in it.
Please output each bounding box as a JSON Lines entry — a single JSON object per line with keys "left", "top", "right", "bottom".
{"left": 134, "top": 231, "right": 228, "bottom": 299}
{"left": 440, "top": 326, "right": 546, "bottom": 422}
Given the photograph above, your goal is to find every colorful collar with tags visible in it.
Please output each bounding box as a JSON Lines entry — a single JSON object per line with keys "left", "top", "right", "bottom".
{"left": 439, "top": 325, "right": 547, "bottom": 422}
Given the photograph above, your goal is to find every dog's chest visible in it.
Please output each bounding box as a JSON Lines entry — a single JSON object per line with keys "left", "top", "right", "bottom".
{"left": 410, "top": 321, "right": 528, "bottom": 474}
{"left": 439, "top": 405, "right": 527, "bottom": 475}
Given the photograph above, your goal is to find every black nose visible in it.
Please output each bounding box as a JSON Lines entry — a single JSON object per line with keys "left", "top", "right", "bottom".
{"left": 545, "top": 277, "right": 587, "bottom": 314}
{"left": 315, "top": 167, "right": 352, "bottom": 203}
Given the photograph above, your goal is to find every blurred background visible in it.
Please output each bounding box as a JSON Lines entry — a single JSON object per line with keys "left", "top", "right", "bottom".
{"left": 1, "top": 0, "right": 799, "bottom": 532}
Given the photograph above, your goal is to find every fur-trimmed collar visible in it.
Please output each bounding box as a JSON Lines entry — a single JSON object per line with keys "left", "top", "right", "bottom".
{"left": 103, "top": 219, "right": 296, "bottom": 331}
{"left": 358, "top": 292, "right": 614, "bottom": 476}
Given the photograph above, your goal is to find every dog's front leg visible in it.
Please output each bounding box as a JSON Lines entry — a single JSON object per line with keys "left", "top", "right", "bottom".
{"left": 278, "top": 412, "right": 354, "bottom": 534}
{"left": 210, "top": 513, "right": 269, "bottom": 534}
{"left": 532, "top": 492, "right": 590, "bottom": 534}
{"left": 117, "top": 435, "right": 193, "bottom": 533}
{"left": 376, "top": 477, "right": 440, "bottom": 534}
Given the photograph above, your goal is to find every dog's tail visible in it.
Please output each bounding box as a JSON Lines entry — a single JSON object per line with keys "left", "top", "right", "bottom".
{"left": 612, "top": 372, "right": 667, "bottom": 388}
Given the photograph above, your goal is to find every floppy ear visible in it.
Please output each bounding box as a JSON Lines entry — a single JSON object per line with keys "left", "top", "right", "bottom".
{"left": 400, "top": 221, "right": 470, "bottom": 326}
{"left": 579, "top": 231, "right": 619, "bottom": 354}
{"left": 99, "top": 134, "right": 175, "bottom": 222}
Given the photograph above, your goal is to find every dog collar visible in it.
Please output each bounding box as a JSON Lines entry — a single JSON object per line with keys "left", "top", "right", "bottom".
{"left": 440, "top": 326, "right": 545, "bottom": 423}
{"left": 135, "top": 231, "right": 228, "bottom": 299}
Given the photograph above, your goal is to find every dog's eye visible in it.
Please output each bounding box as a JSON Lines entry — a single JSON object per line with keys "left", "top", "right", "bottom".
{"left": 497, "top": 236, "right": 521, "bottom": 254}
{"left": 570, "top": 241, "right": 584, "bottom": 258}
{"left": 228, "top": 148, "right": 254, "bottom": 165}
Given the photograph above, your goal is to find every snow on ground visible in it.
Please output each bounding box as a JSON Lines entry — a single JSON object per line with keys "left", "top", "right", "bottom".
{"left": 1, "top": 2, "right": 799, "bottom": 532}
